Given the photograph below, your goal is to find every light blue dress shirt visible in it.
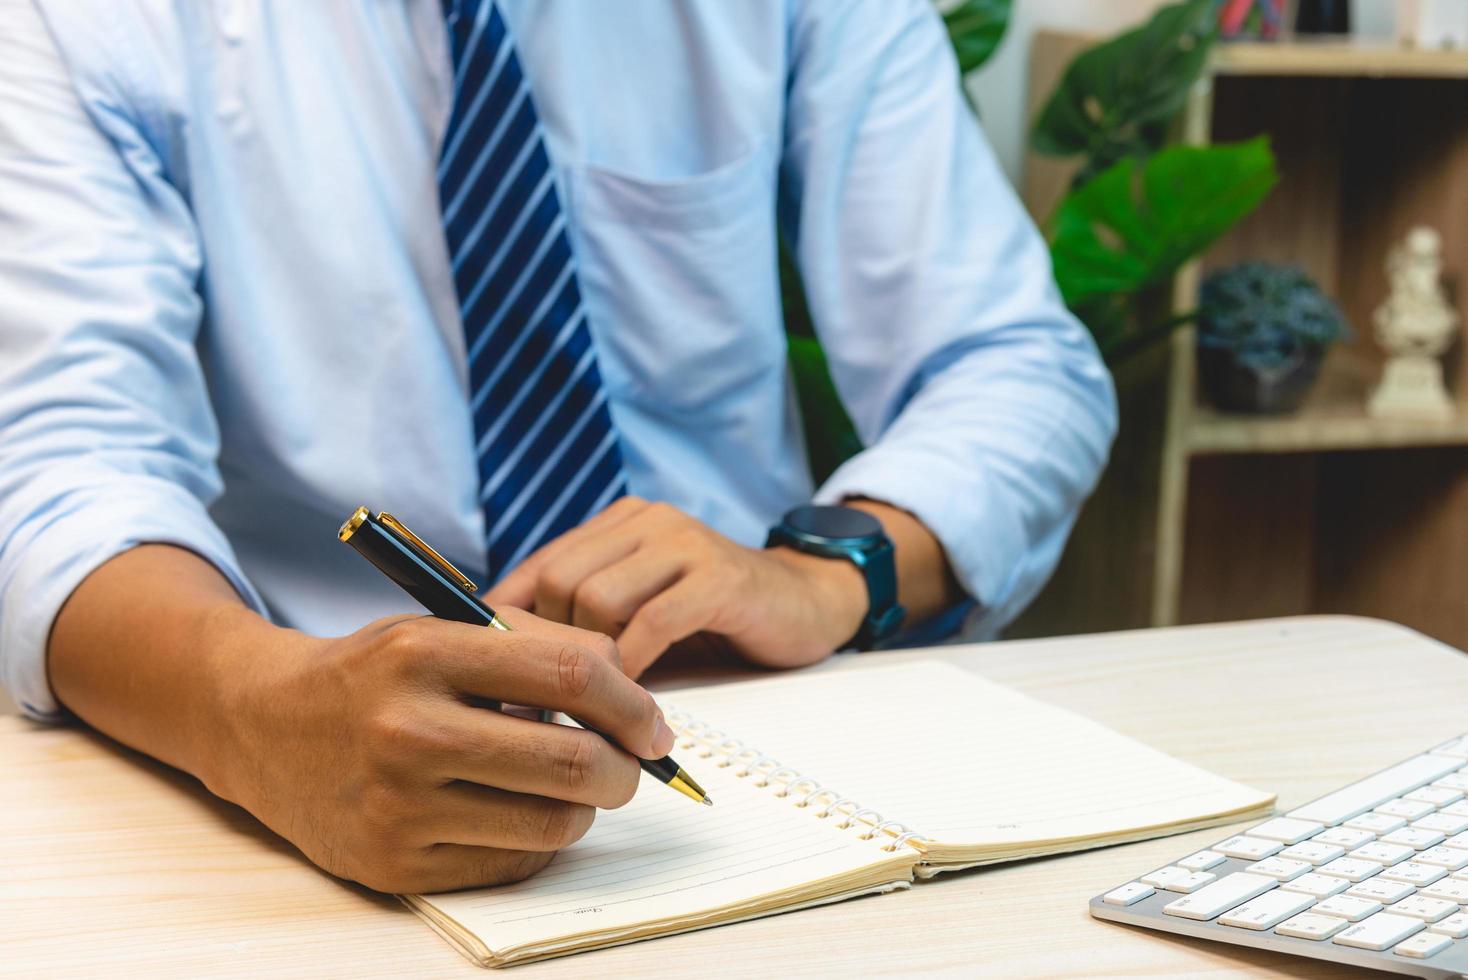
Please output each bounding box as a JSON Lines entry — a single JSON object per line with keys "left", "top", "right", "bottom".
{"left": 0, "top": 0, "right": 1117, "bottom": 720}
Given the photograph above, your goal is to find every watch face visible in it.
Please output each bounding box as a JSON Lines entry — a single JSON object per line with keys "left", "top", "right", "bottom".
{"left": 783, "top": 504, "right": 883, "bottom": 544}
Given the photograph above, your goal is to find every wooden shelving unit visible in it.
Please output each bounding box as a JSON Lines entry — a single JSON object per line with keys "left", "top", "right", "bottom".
{"left": 1212, "top": 39, "right": 1468, "bottom": 78}
{"left": 1011, "top": 35, "right": 1468, "bottom": 651}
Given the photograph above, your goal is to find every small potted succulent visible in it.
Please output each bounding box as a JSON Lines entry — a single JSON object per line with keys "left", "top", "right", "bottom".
{"left": 1197, "top": 262, "right": 1348, "bottom": 414}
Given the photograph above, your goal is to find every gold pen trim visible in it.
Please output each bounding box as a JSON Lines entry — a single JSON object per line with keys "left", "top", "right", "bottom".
{"left": 338, "top": 506, "right": 371, "bottom": 543}
{"left": 376, "top": 511, "right": 480, "bottom": 593}
{"left": 667, "top": 769, "right": 712, "bottom": 806}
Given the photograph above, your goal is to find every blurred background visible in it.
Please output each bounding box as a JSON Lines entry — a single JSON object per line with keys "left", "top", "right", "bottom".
{"left": 945, "top": 0, "right": 1468, "bottom": 649}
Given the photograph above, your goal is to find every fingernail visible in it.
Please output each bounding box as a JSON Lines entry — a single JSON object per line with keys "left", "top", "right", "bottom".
{"left": 652, "top": 716, "right": 675, "bottom": 757}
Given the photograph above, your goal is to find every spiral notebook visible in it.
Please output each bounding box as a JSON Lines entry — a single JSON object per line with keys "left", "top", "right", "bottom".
{"left": 406, "top": 659, "right": 1273, "bottom": 967}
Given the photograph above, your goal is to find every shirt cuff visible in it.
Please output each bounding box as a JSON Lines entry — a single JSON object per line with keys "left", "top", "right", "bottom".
{"left": 0, "top": 479, "right": 266, "bottom": 722}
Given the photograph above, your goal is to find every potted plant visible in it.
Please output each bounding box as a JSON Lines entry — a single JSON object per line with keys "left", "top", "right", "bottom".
{"left": 1196, "top": 263, "right": 1348, "bottom": 414}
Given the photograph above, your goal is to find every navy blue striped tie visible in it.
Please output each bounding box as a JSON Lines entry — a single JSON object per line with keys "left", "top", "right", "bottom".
{"left": 439, "top": 0, "right": 626, "bottom": 580}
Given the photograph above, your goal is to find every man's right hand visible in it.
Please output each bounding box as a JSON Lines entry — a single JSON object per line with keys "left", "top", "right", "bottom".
{"left": 48, "top": 545, "right": 673, "bottom": 894}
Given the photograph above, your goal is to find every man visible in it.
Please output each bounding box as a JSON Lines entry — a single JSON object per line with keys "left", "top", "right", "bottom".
{"left": 0, "top": 0, "right": 1116, "bottom": 893}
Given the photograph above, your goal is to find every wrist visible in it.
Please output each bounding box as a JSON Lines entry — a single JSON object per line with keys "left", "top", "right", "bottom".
{"left": 192, "top": 604, "right": 317, "bottom": 803}
{"left": 765, "top": 546, "right": 867, "bottom": 652}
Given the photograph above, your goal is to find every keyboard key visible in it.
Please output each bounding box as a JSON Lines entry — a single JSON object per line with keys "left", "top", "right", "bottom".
{"left": 1248, "top": 817, "right": 1324, "bottom": 844}
{"left": 1318, "top": 857, "right": 1383, "bottom": 882}
{"left": 1214, "top": 836, "right": 1283, "bottom": 860}
{"left": 1447, "top": 831, "right": 1468, "bottom": 849}
{"left": 1316, "top": 894, "right": 1384, "bottom": 921}
{"left": 1433, "top": 773, "right": 1468, "bottom": 792}
{"left": 1275, "top": 912, "right": 1349, "bottom": 941}
{"left": 1379, "top": 862, "right": 1447, "bottom": 886}
{"left": 1289, "top": 754, "right": 1463, "bottom": 825}
{"left": 1177, "top": 850, "right": 1225, "bottom": 872}
{"left": 1414, "top": 812, "right": 1468, "bottom": 836}
{"left": 1393, "top": 931, "right": 1452, "bottom": 959}
{"left": 1278, "top": 841, "right": 1344, "bottom": 866}
{"left": 1163, "top": 873, "right": 1276, "bottom": 921}
{"left": 1244, "top": 857, "right": 1310, "bottom": 881}
{"left": 1345, "top": 812, "right": 1406, "bottom": 834}
{"left": 1420, "top": 878, "right": 1468, "bottom": 903}
{"left": 1312, "top": 827, "right": 1375, "bottom": 850}
{"left": 1415, "top": 845, "right": 1468, "bottom": 870}
{"left": 1381, "top": 827, "right": 1447, "bottom": 850}
{"left": 1141, "top": 866, "right": 1213, "bottom": 892}
{"left": 1406, "top": 785, "right": 1464, "bottom": 806}
{"left": 1350, "top": 842, "right": 1415, "bottom": 865}
{"left": 1440, "top": 799, "right": 1468, "bottom": 817}
{"left": 1140, "top": 866, "right": 1189, "bottom": 888}
{"left": 1102, "top": 882, "right": 1155, "bottom": 906}
{"left": 1218, "top": 890, "right": 1314, "bottom": 931}
{"left": 1280, "top": 872, "right": 1351, "bottom": 899}
{"left": 1430, "top": 912, "right": 1468, "bottom": 938}
{"left": 1389, "top": 894, "right": 1458, "bottom": 922}
{"left": 1332, "top": 911, "right": 1425, "bottom": 950}
{"left": 1432, "top": 736, "right": 1468, "bottom": 759}
{"left": 1165, "top": 872, "right": 1216, "bottom": 893}
{"left": 1376, "top": 799, "right": 1436, "bottom": 820}
{"left": 1346, "top": 879, "right": 1416, "bottom": 904}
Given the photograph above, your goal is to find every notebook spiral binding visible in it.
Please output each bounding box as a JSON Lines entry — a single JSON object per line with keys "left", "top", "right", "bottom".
{"left": 664, "top": 708, "right": 929, "bottom": 855}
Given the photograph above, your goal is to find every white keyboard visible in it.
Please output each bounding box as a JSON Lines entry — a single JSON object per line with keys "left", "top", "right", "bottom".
{"left": 1091, "top": 734, "right": 1468, "bottom": 978}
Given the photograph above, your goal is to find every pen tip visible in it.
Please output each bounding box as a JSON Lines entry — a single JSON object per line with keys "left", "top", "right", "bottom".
{"left": 701, "top": 797, "right": 714, "bottom": 807}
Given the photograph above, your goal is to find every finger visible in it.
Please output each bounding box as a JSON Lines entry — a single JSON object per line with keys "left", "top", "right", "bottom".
{"left": 531, "top": 527, "right": 643, "bottom": 626}
{"left": 569, "top": 548, "right": 685, "bottom": 638}
{"left": 488, "top": 496, "right": 653, "bottom": 607}
{"left": 529, "top": 502, "right": 690, "bottom": 625}
{"left": 444, "top": 707, "right": 642, "bottom": 809}
{"left": 424, "top": 781, "right": 597, "bottom": 852}
{"left": 426, "top": 620, "right": 673, "bottom": 757}
{"left": 493, "top": 605, "right": 624, "bottom": 670}
{"left": 616, "top": 572, "right": 724, "bottom": 678}
{"left": 408, "top": 845, "right": 557, "bottom": 893}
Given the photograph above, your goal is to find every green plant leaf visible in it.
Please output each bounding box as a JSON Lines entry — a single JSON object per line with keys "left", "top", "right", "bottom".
{"left": 780, "top": 242, "right": 863, "bottom": 481}
{"left": 943, "top": 0, "right": 1012, "bottom": 75}
{"left": 1050, "top": 137, "right": 1279, "bottom": 354}
{"left": 1031, "top": 0, "right": 1216, "bottom": 172}
{"left": 787, "top": 335, "right": 864, "bottom": 484}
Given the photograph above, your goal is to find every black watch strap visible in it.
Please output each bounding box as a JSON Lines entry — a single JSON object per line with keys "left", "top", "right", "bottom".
{"left": 765, "top": 506, "right": 905, "bottom": 651}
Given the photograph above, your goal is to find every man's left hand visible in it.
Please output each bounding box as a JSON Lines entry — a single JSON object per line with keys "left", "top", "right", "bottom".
{"left": 486, "top": 498, "right": 868, "bottom": 677}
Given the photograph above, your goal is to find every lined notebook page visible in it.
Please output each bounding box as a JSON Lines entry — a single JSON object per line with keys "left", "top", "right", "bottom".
{"left": 418, "top": 739, "right": 907, "bottom": 957}
{"left": 663, "top": 660, "right": 1273, "bottom": 852}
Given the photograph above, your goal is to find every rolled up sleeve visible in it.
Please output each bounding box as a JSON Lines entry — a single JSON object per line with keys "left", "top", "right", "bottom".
{"left": 0, "top": 0, "right": 264, "bottom": 720}
{"left": 783, "top": 0, "right": 1117, "bottom": 632}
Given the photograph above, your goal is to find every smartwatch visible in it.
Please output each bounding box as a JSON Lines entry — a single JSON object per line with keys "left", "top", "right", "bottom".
{"left": 765, "top": 504, "right": 905, "bottom": 651}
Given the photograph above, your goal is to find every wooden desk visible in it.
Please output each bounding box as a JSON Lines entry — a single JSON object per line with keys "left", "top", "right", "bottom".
{"left": 6, "top": 616, "right": 1468, "bottom": 977}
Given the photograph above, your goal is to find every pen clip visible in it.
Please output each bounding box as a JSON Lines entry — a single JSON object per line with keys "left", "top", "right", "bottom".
{"left": 377, "top": 511, "right": 479, "bottom": 593}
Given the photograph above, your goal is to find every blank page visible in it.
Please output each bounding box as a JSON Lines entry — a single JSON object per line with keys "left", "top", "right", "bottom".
{"left": 662, "top": 660, "right": 1273, "bottom": 854}
{"left": 416, "top": 733, "right": 910, "bottom": 960}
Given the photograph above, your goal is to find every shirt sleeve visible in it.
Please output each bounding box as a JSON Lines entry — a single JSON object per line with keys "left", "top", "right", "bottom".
{"left": 781, "top": 0, "right": 1118, "bottom": 633}
{"left": 0, "top": 0, "right": 266, "bottom": 721}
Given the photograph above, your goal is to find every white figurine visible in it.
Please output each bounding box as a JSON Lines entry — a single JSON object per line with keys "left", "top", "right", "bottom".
{"left": 1368, "top": 226, "right": 1459, "bottom": 421}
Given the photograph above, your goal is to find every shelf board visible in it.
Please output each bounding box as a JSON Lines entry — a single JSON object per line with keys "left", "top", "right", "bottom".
{"left": 1187, "top": 404, "right": 1468, "bottom": 454}
{"left": 1213, "top": 40, "right": 1468, "bottom": 79}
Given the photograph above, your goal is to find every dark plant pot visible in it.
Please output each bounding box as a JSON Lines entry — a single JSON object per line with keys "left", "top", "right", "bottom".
{"left": 1197, "top": 345, "right": 1324, "bottom": 414}
{"left": 1294, "top": 0, "right": 1350, "bottom": 34}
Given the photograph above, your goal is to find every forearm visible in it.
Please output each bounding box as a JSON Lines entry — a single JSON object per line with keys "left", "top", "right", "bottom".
{"left": 47, "top": 544, "right": 285, "bottom": 791}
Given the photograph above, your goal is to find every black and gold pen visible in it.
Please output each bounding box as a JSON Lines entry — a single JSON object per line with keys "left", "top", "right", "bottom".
{"left": 337, "top": 506, "right": 711, "bottom": 807}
